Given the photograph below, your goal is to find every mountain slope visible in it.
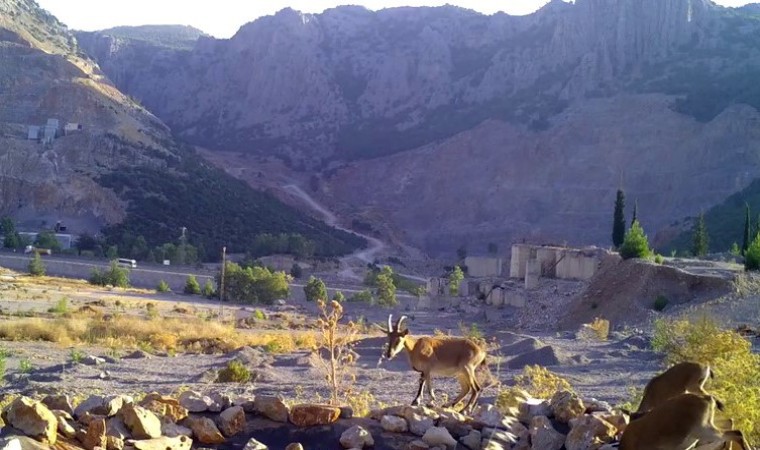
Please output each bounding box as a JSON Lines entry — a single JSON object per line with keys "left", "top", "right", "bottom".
{"left": 76, "top": 0, "right": 760, "bottom": 255}
{"left": 0, "top": 0, "right": 363, "bottom": 258}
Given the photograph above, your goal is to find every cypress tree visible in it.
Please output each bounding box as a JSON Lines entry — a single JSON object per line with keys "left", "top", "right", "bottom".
{"left": 691, "top": 213, "right": 709, "bottom": 257}
{"left": 612, "top": 189, "right": 626, "bottom": 248}
{"left": 743, "top": 204, "right": 751, "bottom": 255}
{"left": 631, "top": 200, "right": 638, "bottom": 227}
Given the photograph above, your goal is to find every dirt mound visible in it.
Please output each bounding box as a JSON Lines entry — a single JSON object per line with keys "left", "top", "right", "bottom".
{"left": 507, "top": 345, "right": 569, "bottom": 369}
{"left": 558, "top": 258, "right": 733, "bottom": 330}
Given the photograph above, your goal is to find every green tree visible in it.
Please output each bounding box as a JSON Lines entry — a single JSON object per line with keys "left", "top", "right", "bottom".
{"left": 376, "top": 266, "right": 397, "bottom": 307}
{"left": 691, "top": 213, "right": 709, "bottom": 257}
{"left": 730, "top": 242, "right": 741, "bottom": 257}
{"left": 743, "top": 204, "right": 751, "bottom": 255}
{"left": 35, "top": 231, "right": 61, "bottom": 252}
{"left": 130, "top": 235, "right": 149, "bottom": 260}
{"left": 184, "top": 275, "right": 201, "bottom": 295}
{"left": 448, "top": 265, "right": 464, "bottom": 296}
{"left": 290, "top": 263, "right": 303, "bottom": 279}
{"left": 304, "top": 276, "right": 327, "bottom": 302}
{"left": 106, "top": 261, "right": 130, "bottom": 288}
{"left": 217, "top": 262, "right": 289, "bottom": 305}
{"left": 202, "top": 279, "right": 215, "bottom": 298}
{"left": 157, "top": 280, "right": 171, "bottom": 293}
{"left": 1, "top": 217, "right": 21, "bottom": 249}
{"left": 332, "top": 291, "right": 345, "bottom": 303}
{"left": 631, "top": 200, "right": 638, "bottom": 227}
{"left": 620, "top": 220, "right": 651, "bottom": 260}
{"left": 28, "top": 252, "right": 45, "bottom": 276}
{"left": 745, "top": 234, "right": 760, "bottom": 271}
{"left": 612, "top": 189, "right": 626, "bottom": 248}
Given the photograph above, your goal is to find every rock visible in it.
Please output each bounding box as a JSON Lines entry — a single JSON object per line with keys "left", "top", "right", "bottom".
{"left": 100, "top": 370, "right": 112, "bottom": 380}
{"left": 207, "top": 393, "right": 231, "bottom": 413}
{"left": 339, "top": 406, "right": 354, "bottom": 419}
{"left": 177, "top": 391, "right": 212, "bottom": 413}
{"left": 507, "top": 346, "right": 563, "bottom": 369}
{"left": 481, "top": 428, "right": 519, "bottom": 446}
{"left": 161, "top": 422, "right": 193, "bottom": 439}
{"left": 401, "top": 409, "right": 435, "bottom": 437}
{"left": 106, "top": 417, "right": 132, "bottom": 440}
{"left": 406, "top": 441, "right": 430, "bottom": 450}
{"left": 253, "top": 396, "right": 289, "bottom": 423}
{"left": 123, "top": 350, "right": 151, "bottom": 359}
{"left": 187, "top": 417, "right": 225, "bottom": 445}
{"left": 565, "top": 415, "right": 617, "bottom": 450}
{"left": 103, "top": 395, "right": 132, "bottom": 417}
{"left": 550, "top": 391, "right": 586, "bottom": 423}
{"left": 339, "top": 425, "right": 374, "bottom": 449}
{"left": 121, "top": 406, "right": 162, "bottom": 440}
{"left": 529, "top": 416, "right": 565, "bottom": 450}
{"left": 517, "top": 399, "right": 552, "bottom": 423}
{"left": 460, "top": 430, "right": 482, "bottom": 450}
{"left": 80, "top": 418, "right": 107, "bottom": 450}
{"left": 437, "top": 419, "right": 471, "bottom": 438}
{"left": 107, "top": 436, "right": 124, "bottom": 450}
{"left": 83, "top": 355, "right": 106, "bottom": 366}
{"left": 232, "top": 396, "right": 256, "bottom": 413}
{"left": 42, "top": 395, "right": 74, "bottom": 416}
{"left": 381, "top": 415, "right": 408, "bottom": 433}
{"left": 285, "top": 444, "right": 303, "bottom": 450}
{"left": 56, "top": 414, "right": 77, "bottom": 439}
{"left": 501, "top": 338, "right": 544, "bottom": 356}
{"left": 139, "top": 395, "right": 187, "bottom": 423}
{"left": 421, "top": 427, "right": 457, "bottom": 448}
{"left": 288, "top": 404, "right": 341, "bottom": 427}
{"left": 592, "top": 412, "right": 628, "bottom": 435}
{"left": 0, "top": 437, "right": 21, "bottom": 450}
{"left": 242, "top": 437, "right": 268, "bottom": 450}
{"left": 583, "top": 398, "right": 612, "bottom": 413}
{"left": 2, "top": 397, "right": 58, "bottom": 444}
{"left": 132, "top": 436, "right": 192, "bottom": 450}
{"left": 75, "top": 396, "right": 107, "bottom": 418}
{"left": 0, "top": 436, "right": 51, "bottom": 450}
{"left": 217, "top": 406, "right": 246, "bottom": 437}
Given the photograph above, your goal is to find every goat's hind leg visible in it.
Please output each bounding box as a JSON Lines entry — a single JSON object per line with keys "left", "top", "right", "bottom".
{"left": 445, "top": 373, "right": 471, "bottom": 410}
{"left": 462, "top": 366, "right": 482, "bottom": 413}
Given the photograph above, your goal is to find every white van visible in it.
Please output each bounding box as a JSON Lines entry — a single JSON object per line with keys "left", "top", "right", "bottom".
{"left": 116, "top": 258, "right": 137, "bottom": 268}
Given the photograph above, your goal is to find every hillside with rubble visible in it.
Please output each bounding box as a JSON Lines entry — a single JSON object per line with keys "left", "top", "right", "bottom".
{"left": 0, "top": 0, "right": 363, "bottom": 257}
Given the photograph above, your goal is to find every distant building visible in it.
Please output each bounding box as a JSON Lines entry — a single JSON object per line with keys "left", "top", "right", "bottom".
{"left": 27, "top": 125, "right": 40, "bottom": 140}
{"left": 464, "top": 256, "right": 504, "bottom": 278}
{"left": 42, "top": 118, "right": 59, "bottom": 144}
{"left": 64, "top": 123, "right": 82, "bottom": 135}
{"left": 46, "top": 118, "right": 59, "bottom": 129}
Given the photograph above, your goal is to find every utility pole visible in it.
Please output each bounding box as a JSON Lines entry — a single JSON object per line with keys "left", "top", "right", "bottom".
{"left": 219, "top": 246, "right": 226, "bottom": 319}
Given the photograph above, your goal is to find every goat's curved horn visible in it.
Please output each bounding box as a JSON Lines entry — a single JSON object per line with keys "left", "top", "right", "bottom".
{"left": 388, "top": 314, "right": 393, "bottom": 332}
{"left": 396, "top": 315, "right": 408, "bottom": 331}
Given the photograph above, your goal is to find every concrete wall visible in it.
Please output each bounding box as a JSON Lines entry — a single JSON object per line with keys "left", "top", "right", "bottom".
{"left": 556, "top": 250, "right": 599, "bottom": 280}
{"left": 536, "top": 247, "right": 558, "bottom": 278}
{"left": 510, "top": 244, "right": 602, "bottom": 281}
{"left": 465, "top": 256, "right": 503, "bottom": 278}
{"left": 509, "top": 245, "right": 532, "bottom": 278}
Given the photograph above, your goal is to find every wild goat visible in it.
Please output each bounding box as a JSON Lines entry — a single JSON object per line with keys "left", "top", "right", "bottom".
{"left": 619, "top": 393, "right": 749, "bottom": 450}
{"left": 628, "top": 361, "right": 712, "bottom": 419}
{"left": 379, "top": 314, "right": 487, "bottom": 412}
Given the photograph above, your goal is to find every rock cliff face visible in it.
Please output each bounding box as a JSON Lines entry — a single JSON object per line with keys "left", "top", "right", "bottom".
{"left": 76, "top": 0, "right": 760, "bottom": 254}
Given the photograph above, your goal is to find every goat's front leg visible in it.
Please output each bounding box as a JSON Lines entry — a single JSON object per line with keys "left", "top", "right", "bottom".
{"left": 425, "top": 373, "right": 436, "bottom": 403}
{"left": 411, "top": 372, "right": 425, "bottom": 406}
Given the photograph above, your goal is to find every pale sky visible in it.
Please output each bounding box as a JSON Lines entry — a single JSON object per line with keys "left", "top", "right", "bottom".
{"left": 36, "top": 0, "right": 758, "bottom": 38}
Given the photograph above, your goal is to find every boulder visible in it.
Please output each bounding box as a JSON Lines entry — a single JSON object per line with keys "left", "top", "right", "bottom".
{"left": 187, "top": 417, "right": 225, "bottom": 445}
{"left": 242, "top": 437, "right": 268, "bottom": 450}
{"left": 406, "top": 441, "right": 430, "bottom": 450}
{"left": 161, "top": 422, "right": 193, "bottom": 439}
{"left": 232, "top": 396, "right": 256, "bottom": 413}
{"left": 106, "top": 417, "right": 132, "bottom": 440}
{"left": 550, "top": 391, "right": 585, "bottom": 423}
{"left": 79, "top": 418, "right": 107, "bottom": 450}
{"left": 288, "top": 404, "right": 341, "bottom": 427}
{"left": 529, "top": 416, "right": 565, "bottom": 450}
{"left": 121, "top": 405, "right": 161, "bottom": 440}
{"left": 103, "top": 395, "right": 132, "bottom": 417}
{"left": 380, "top": 415, "right": 408, "bottom": 433}
{"left": 507, "top": 346, "right": 563, "bottom": 369}
{"left": 42, "top": 395, "right": 74, "bottom": 416}
{"left": 106, "top": 435, "right": 124, "bottom": 450}
{"left": 460, "top": 430, "right": 482, "bottom": 450}
{"left": 75, "top": 396, "right": 107, "bottom": 418}
{"left": 140, "top": 394, "right": 187, "bottom": 423}
{"left": 517, "top": 399, "right": 551, "bottom": 423}
{"left": 82, "top": 355, "right": 106, "bottom": 366}
{"left": 421, "top": 427, "right": 457, "bottom": 448}
{"left": 253, "top": 396, "right": 289, "bottom": 423}
{"left": 437, "top": 419, "right": 471, "bottom": 439}
{"left": 177, "top": 392, "right": 212, "bottom": 413}
{"left": 55, "top": 414, "right": 77, "bottom": 439}
{"left": 565, "top": 415, "right": 617, "bottom": 450}
{"left": 481, "top": 427, "right": 519, "bottom": 447}
{"left": 217, "top": 406, "right": 246, "bottom": 437}
{"left": 2, "top": 397, "right": 57, "bottom": 444}
{"left": 339, "top": 425, "right": 374, "bottom": 449}
{"left": 132, "top": 436, "right": 192, "bottom": 450}
{"left": 207, "top": 393, "right": 231, "bottom": 413}
{"left": 400, "top": 409, "right": 435, "bottom": 437}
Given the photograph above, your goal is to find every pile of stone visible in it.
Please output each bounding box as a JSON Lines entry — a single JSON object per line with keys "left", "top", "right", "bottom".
{"left": 0, "top": 388, "right": 651, "bottom": 450}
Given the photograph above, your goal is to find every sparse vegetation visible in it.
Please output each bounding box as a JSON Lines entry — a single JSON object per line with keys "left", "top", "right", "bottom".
{"left": 202, "top": 280, "right": 215, "bottom": 298}
{"left": 315, "top": 300, "right": 359, "bottom": 406}
{"left": 580, "top": 317, "right": 610, "bottom": 341}
{"left": 304, "top": 276, "right": 327, "bottom": 302}
{"left": 620, "top": 220, "right": 651, "bottom": 259}
{"left": 18, "top": 358, "right": 33, "bottom": 374}
{"left": 348, "top": 289, "right": 374, "bottom": 303}
{"left": 89, "top": 262, "right": 130, "bottom": 288}
{"left": 332, "top": 291, "right": 345, "bottom": 303}
{"left": 183, "top": 275, "right": 201, "bottom": 295}
{"left": 28, "top": 253, "right": 45, "bottom": 277}
{"left": 69, "top": 348, "right": 84, "bottom": 364}
{"left": 497, "top": 365, "right": 574, "bottom": 411}
{"left": 156, "top": 280, "right": 171, "bottom": 293}
{"left": 654, "top": 253, "right": 664, "bottom": 264}
{"left": 651, "top": 316, "right": 760, "bottom": 442}
{"left": 216, "top": 359, "right": 251, "bottom": 383}
{"left": 47, "top": 297, "right": 70, "bottom": 315}
{"left": 448, "top": 265, "right": 464, "bottom": 296}
{"left": 253, "top": 309, "right": 266, "bottom": 320}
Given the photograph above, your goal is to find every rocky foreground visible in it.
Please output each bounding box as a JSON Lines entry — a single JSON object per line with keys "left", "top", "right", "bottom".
{"left": 0, "top": 387, "right": 640, "bottom": 450}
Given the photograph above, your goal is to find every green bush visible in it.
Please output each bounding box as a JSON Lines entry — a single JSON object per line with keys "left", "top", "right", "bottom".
{"left": 652, "top": 316, "right": 760, "bottom": 442}
{"left": 216, "top": 360, "right": 251, "bottom": 383}
{"left": 376, "top": 266, "right": 397, "bottom": 307}
{"left": 653, "top": 294, "right": 668, "bottom": 311}
{"left": 304, "top": 276, "right": 327, "bottom": 303}
{"left": 620, "top": 221, "right": 651, "bottom": 260}
{"left": 202, "top": 280, "right": 215, "bottom": 298}
{"left": 157, "top": 280, "right": 171, "bottom": 293}
{"left": 332, "top": 291, "right": 345, "bottom": 303}
{"left": 348, "top": 289, "right": 374, "bottom": 303}
{"left": 216, "top": 262, "right": 289, "bottom": 304}
{"left": 290, "top": 263, "right": 303, "bottom": 279}
{"left": 89, "top": 262, "right": 130, "bottom": 288}
{"left": 745, "top": 234, "right": 760, "bottom": 271}
{"left": 48, "top": 297, "right": 70, "bottom": 315}
{"left": 28, "top": 253, "right": 45, "bottom": 277}
{"left": 654, "top": 254, "right": 664, "bottom": 264}
{"left": 183, "top": 275, "right": 201, "bottom": 295}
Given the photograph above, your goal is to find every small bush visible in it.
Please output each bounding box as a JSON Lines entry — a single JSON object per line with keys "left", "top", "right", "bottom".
{"left": 499, "top": 365, "right": 574, "bottom": 404}
{"left": 654, "top": 254, "right": 664, "bottom": 264}
{"left": 620, "top": 221, "right": 651, "bottom": 260}
{"left": 19, "top": 359, "right": 33, "bottom": 374}
{"left": 304, "top": 276, "right": 327, "bottom": 302}
{"left": 28, "top": 253, "right": 45, "bottom": 277}
{"left": 653, "top": 294, "right": 669, "bottom": 311}
{"left": 183, "top": 276, "right": 201, "bottom": 295}
{"left": 156, "top": 280, "right": 171, "bottom": 293}
{"left": 315, "top": 300, "right": 359, "bottom": 406}
{"left": 253, "top": 309, "right": 266, "bottom": 320}
{"left": 89, "top": 262, "right": 130, "bottom": 288}
{"left": 579, "top": 317, "right": 610, "bottom": 341}
{"left": 202, "top": 280, "right": 215, "bottom": 298}
{"left": 69, "top": 348, "right": 84, "bottom": 364}
{"left": 332, "top": 291, "right": 345, "bottom": 303}
{"left": 652, "top": 316, "right": 760, "bottom": 442}
{"left": 48, "top": 297, "right": 70, "bottom": 315}
{"left": 348, "top": 289, "right": 374, "bottom": 304}
{"left": 216, "top": 360, "right": 251, "bottom": 383}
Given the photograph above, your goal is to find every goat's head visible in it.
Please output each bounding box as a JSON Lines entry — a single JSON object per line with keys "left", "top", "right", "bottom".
{"left": 379, "top": 314, "right": 409, "bottom": 359}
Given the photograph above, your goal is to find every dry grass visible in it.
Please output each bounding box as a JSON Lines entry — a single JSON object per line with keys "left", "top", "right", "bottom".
{"left": 0, "top": 315, "right": 318, "bottom": 354}
{"left": 578, "top": 317, "right": 610, "bottom": 341}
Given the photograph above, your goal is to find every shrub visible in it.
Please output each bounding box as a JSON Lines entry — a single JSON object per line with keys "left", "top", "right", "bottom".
{"left": 290, "top": 263, "right": 303, "bottom": 279}
{"left": 448, "top": 265, "right": 464, "bottom": 296}
{"left": 69, "top": 348, "right": 84, "bottom": 364}
{"left": 653, "top": 294, "right": 669, "bottom": 311}
{"left": 216, "top": 360, "right": 251, "bottom": 383}
{"left": 332, "top": 291, "right": 345, "bottom": 303}
{"left": 156, "top": 280, "right": 171, "bottom": 293}
{"left": 620, "top": 221, "right": 651, "bottom": 259}
{"left": 651, "top": 316, "right": 760, "bottom": 442}
{"left": 217, "top": 262, "right": 289, "bottom": 304}
{"left": 348, "top": 289, "right": 374, "bottom": 303}
{"left": 89, "top": 262, "right": 130, "bottom": 288}
{"left": 654, "top": 254, "right": 664, "bottom": 264}
{"left": 499, "top": 365, "right": 574, "bottom": 404}
{"left": 202, "top": 280, "right": 215, "bottom": 298}
{"left": 745, "top": 234, "right": 760, "bottom": 271}
{"left": 304, "top": 276, "right": 327, "bottom": 302}
{"left": 253, "top": 309, "right": 266, "bottom": 320}
{"left": 48, "top": 297, "right": 70, "bottom": 315}
{"left": 375, "top": 266, "right": 397, "bottom": 307}
{"left": 183, "top": 275, "right": 201, "bottom": 295}
{"left": 315, "top": 300, "right": 359, "bottom": 405}
{"left": 19, "top": 359, "right": 33, "bottom": 374}
{"left": 579, "top": 317, "right": 610, "bottom": 341}
{"left": 28, "top": 253, "right": 45, "bottom": 277}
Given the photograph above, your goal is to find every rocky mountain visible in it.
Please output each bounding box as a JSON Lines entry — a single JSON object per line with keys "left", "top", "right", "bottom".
{"left": 0, "top": 0, "right": 363, "bottom": 258}
{"left": 76, "top": 0, "right": 760, "bottom": 255}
